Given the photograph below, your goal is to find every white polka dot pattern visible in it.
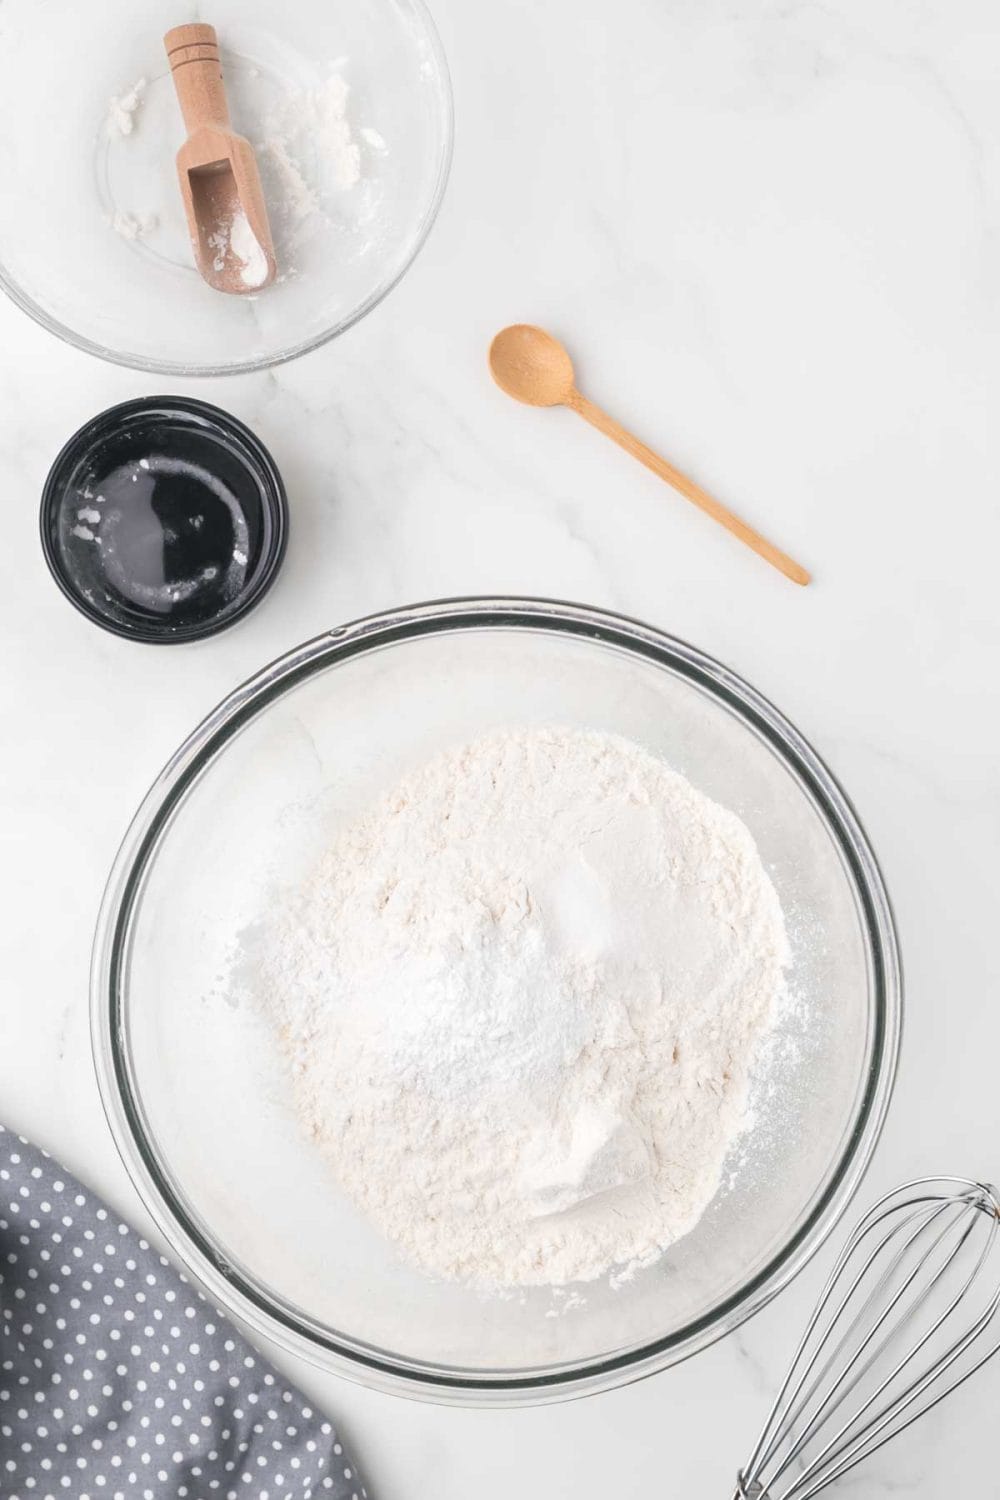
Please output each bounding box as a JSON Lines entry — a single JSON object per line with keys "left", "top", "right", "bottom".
{"left": 0, "top": 1126, "right": 369, "bottom": 1500}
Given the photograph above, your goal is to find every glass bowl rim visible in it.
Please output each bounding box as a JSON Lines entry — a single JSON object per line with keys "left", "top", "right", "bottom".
{"left": 39, "top": 395, "right": 289, "bottom": 642}
{"left": 0, "top": 0, "right": 454, "bottom": 378}
{"left": 90, "top": 595, "right": 902, "bottom": 1405}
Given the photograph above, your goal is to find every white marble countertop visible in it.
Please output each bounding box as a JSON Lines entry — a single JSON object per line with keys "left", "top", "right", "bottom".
{"left": 3, "top": 0, "right": 999, "bottom": 1494}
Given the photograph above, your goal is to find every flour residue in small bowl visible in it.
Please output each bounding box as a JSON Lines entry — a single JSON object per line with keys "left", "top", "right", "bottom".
{"left": 207, "top": 208, "right": 270, "bottom": 289}
{"left": 106, "top": 60, "right": 387, "bottom": 277}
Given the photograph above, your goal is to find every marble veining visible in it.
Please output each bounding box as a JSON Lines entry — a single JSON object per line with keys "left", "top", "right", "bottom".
{"left": 2, "top": 0, "right": 1000, "bottom": 1494}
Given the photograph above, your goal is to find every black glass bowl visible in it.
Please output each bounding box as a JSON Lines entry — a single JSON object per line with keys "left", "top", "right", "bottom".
{"left": 40, "top": 397, "right": 288, "bottom": 644}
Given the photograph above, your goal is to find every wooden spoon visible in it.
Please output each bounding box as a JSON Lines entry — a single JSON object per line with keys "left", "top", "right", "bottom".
{"left": 164, "top": 23, "right": 276, "bottom": 295}
{"left": 489, "top": 324, "right": 810, "bottom": 586}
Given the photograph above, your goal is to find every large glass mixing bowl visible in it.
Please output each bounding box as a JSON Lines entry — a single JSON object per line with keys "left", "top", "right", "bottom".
{"left": 92, "top": 599, "right": 901, "bottom": 1404}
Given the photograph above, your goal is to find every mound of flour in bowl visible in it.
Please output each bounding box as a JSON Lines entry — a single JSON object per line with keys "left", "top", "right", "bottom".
{"left": 240, "top": 727, "right": 789, "bottom": 1288}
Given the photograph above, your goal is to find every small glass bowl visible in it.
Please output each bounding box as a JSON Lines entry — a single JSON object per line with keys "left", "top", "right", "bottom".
{"left": 92, "top": 599, "right": 901, "bottom": 1404}
{"left": 40, "top": 397, "right": 288, "bottom": 644}
{"left": 0, "top": 0, "right": 452, "bottom": 375}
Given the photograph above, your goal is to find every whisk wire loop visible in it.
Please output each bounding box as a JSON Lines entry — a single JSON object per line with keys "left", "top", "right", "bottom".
{"left": 734, "top": 1177, "right": 1000, "bottom": 1500}
{"left": 772, "top": 1200, "right": 989, "bottom": 1496}
{"left": 745, "top": 1196, "right": 951, "bottom": 1490}
{"left": 762, "top": 1198, "right": 960, "bottom": 1486}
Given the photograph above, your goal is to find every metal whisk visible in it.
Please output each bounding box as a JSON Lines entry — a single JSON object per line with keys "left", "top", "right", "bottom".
{"left": 734, "top": 1176, "right": 1000, "bottom": 1499}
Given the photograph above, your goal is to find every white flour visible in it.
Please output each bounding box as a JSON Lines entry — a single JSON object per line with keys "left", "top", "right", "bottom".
{"left": 109, "top": 209, "right": 158, "bottom": 242}
{"left": 260, "top": 71, "right": 362, "bottom": 208}
{"left": 240, "top": 728, "right": 789, "bottom": 1288}
{"left": 106, "top": 63, "right": 381, "bottom": 259}
{"left": 207, "top": 208, "right": 270, "bottom": 288}
{"left": 108, "top": 76, "right": 146, "bottom": 136}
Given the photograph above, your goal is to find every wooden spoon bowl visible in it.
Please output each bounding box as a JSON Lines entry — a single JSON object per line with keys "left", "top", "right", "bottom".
{"left": 489, "top": 325, "right": 576, "bottom": 407}
{"left": 490, "top": 324, "right": 810, "bottom": 586}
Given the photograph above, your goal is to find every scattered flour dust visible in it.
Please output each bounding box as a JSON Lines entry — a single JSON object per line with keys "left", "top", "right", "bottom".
{"left": 207, "top": 208, "right": 271, "bottom": 289}
{"left": 108, "top": 76, "right": 147, "bottom": 136}
{"left": 106, "top": 76, "right": 157, "bottom": 243}
{"left": 106, "top": 61, "right": 382, "bottom": 259}
{"left": 237, "top": 727, "right": 790, "bottom": 1289}
{"left": 261, "top": 71, "right": 363, "bottom": 208}
{"left": 110, "top": 210, "right": 159, "bottom": 242}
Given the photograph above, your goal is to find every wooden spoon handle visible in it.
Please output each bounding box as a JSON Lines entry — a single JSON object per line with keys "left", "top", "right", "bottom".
{"left": 567, "top": 390, "right": 811, "bottom": 586}
{"left": 164, "top": 23, "right": 231, "bottom": 134}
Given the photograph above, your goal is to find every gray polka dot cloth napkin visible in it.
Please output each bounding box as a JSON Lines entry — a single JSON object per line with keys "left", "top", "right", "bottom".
{"left": 0, "top": 1124, "right": 368, "bottom": 1500}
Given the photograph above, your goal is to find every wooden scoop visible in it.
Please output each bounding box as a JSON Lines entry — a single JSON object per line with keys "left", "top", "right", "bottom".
{"left": 490, "top": 324, "right": 811, "bottom": 586}
{"left": 164, "top": 23, "right": 276, "bottom": 295}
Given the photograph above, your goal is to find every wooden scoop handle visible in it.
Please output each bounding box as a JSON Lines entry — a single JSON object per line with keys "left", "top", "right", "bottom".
{"left": 164, "top": 23, "right": 231, "bottom": 134}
